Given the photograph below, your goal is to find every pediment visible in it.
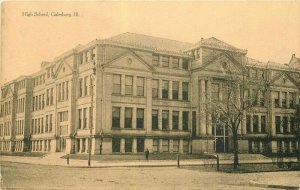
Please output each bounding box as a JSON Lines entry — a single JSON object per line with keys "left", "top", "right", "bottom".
{"left": 53, "top": 60, "right": 73, "bottom": 79}
{"left": 271, "top": 72, "right": 298, "bottom": 89}
{"left": 202, "top": 52, "right": 242, "bottom": 74}
{"left": 3, "top": 86, "right": 14, "bottom": 98}
{"left": 105, "top": 50, "right": 154, "bottom": 72}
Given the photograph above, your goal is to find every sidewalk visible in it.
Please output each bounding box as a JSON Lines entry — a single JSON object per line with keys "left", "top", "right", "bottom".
{"left": 2, "top": 153, "right": 298, "bottom": 168}
{"left": 0, "top": 154, "right": 208, "bottom": 168}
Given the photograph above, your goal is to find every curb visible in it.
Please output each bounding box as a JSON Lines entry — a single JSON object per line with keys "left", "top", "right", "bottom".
{"left": 250, "top": 180, "right": 299, "bottom": 190}
{"left": 1, "top": 160, "right": 208, "bottom": 168}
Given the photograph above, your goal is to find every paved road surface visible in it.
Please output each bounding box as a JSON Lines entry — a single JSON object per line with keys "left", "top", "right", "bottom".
{"left": 2, "top": 161, "right": 300, "bottom": 190}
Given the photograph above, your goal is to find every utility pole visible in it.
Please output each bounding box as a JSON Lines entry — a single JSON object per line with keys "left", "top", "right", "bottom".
{"left": 88, "top": 61, "right": 96, "bottom": 166}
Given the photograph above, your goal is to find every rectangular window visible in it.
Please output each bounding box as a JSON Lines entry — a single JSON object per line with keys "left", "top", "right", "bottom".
{"left": 38, "top": 118, "right": 41, "bottom": 133}
{"left": 42, "top": 94, "right": 44, "bottom": 109}
{"left": 275, "top": 116, "right": 281, "bottom": 134}
{"left": 32, "top": 97, "right": 35, "bottom": 111}
{"left": 81, "top": 139, "right": 86, "bottom": 153}
{"left": 172, "top": 57, "right": 179, "bottom": 68}
{"left": 152, "top": 110, "right": 158, "bottom": 130}
{"left": 162, "top": 110, "right": 169, "bottom": 130}
{"left": 49, "top": 114, "right": 52, "bottom": 132}
{"left": 112, "top": 107, "right": 120, "bottom": 128}
{"left": 162, "top": 80, "right": 169, "bottom": 99}
{"left": 125, "top": 108, "right": 132, "bottom": 128}
{"left": 152, "top": 79, "right": 159, "bottom": 98}
{"left": 173, "top": 139, "right": 179, "bottom": 152}
{"left": 41, "top": 118, "right": 44, "bottom": 133}
{"left": 182, "top": 111, "right": 189, "bottom": 131}
{"left": 62, "top": 82, "right": 65, "bottom": 100}
{"left": 58, "top": 111, "right": 68, "bottom": 122}
{"left": 78, "top": 52, "right": 83, "bottom": 65}
{"left": 45, "top": 115, "right": 48, "bottom": 132}
{"left": 46, "top": 89, "right": 49, "bottom": 106}
{"left": 277, "top": 140, "right": 283, "bottom": 153}
{"left": 84, "top": 76, "right": 88, "bottom": 96}
{"left": 192, "top": 111, "right": 196, "bottom": 137}
{"left": 290, "top": 117, "right": 298, "bottom": 133}
{"left": 274, "top": 91, "right": 279, "bottom": 108}
{"left": 153, "top": 139, "right": 159, "bottom": 152}
{"left": 78, "top": 109, "right": 82, "bottom": 129}
{"left": 172, "top": 111, "right": 179, "bottom": 130}
{"left": 172, "top": 81, "right": 179, "bottom": 100}
{"left": 284, "top": 140, "right": 290, "bottom": 153}
{"left": 162, "top": 56, "right": 169, "bottom": 67}
{"left": 125, "top": 139, "right": 133, "bottom": 152}
{"left": 253, "top": 115, "right": 259, "bottom": 133}
{"left": 246, "top": 115, "right": 251, "bottom": 133}
{"left": 79, "top": 78, "right": 83, "bottom": 97}
{"left": 66, "top": 81, "right": 69, "bottom": 100}
{"left": 259, "top": 91, "right": 265, "bottom": 107}
{"left": 282, "top": 92, "right": 287, "bottom": 108}
{"left": 137, "top": 77, "right": 144, "bottom": 96}
{"left": 136, "top": 108, "right": 144, "bottom": 129}
{"left": 162, "top": 139, "right": 169, "bottom": 152}
{"left": 137, "top": 138, "right": 145, "bottom": 152}
{"left": 251, "top": 89, "right": 258, "bottom": 106}
{"left": 50, "top": 88, "right": 53, "bottom": 105}
{"left": 58, "top": 84, "right": 61, "bottom": 101}
{"left": 152, "top": 54, "right": 159, "bottom": 66}
{"left": 261, "top": 115, "right": 266, "bottom": 133}
{"left": 86, "top": 51, "right": 91, "bottom": 62}
{"left": 291, "top": 141, "right": 297, "bottom": 152}
{"left": 38, "top": 95, "right": 41, "bottom": 110}
{"left": 283, "top": 116, "right": 288, "bottom": 134}
{"left": 182, "top": 59, "right": 189, "bottom": 70}
{"left": 82, "top": 108, "right": 87, "bottom": 128}
{"left": 289, "top": 92, "right": 295, "bottom": 109}
{"left": 112, "top": 138, "right": 120, "bottom": 152}
{"left": 125, "top": 76, "right": 133, "bottom": 95}
{"left": 182, "top": 82, "right": 189, "bottom": 101}
{"left": 112, "top": 75, "right": 121, "bottom": 94}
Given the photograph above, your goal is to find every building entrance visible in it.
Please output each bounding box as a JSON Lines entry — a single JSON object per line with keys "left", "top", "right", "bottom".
{"left": 215, "top": 137, "right": 230, "bottom": 153}
{"left": 60, "top": 138, "right": 66, "bottom": 152}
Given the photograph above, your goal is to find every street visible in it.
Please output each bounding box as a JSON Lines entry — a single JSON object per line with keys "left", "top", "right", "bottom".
{"left": 1, "top": 161, "right": 300, "bottom": 190}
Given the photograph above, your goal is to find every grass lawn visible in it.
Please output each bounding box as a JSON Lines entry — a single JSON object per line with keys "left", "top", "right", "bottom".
{"left": 62, "top": 153, "right": 216, "bottom": 161}
{"left": 214, "top": 162, "right": 300, "bottom": 173}
{"left": 0, "top": 151, "right": 47, "bottom": 157}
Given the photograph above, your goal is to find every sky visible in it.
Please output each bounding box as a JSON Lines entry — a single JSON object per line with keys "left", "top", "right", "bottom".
{"left": 1, "top": 1, "right": 300, "bottom": 85}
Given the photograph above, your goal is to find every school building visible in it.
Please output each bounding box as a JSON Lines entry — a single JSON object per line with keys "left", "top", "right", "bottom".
{"left": 1, "top": 32, "right": 299, "bottom": 155}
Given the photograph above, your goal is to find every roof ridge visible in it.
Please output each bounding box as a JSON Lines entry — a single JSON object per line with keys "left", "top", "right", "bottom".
{"left": 108, "top": 32, "right": 193, "bottom": 45}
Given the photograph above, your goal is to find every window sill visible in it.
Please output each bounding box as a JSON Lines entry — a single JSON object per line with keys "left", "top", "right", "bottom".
{"left": 112, "top": 94, "right": 146, "bottom": 98}
{"left": 111, "top": 127, "right": 146, "bottom": 130}
{"left": 152, "top": 98, "right": 190, "bottom": 102}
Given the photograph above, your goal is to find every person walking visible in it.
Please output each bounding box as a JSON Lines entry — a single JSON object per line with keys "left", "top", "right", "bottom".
{"left": 145, "top": 148, "right": 149, "bottom": 161}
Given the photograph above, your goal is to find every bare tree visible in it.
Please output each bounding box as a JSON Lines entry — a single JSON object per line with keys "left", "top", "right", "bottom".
{"left": 210, "top": 61, "right": 268, "bottom": 170}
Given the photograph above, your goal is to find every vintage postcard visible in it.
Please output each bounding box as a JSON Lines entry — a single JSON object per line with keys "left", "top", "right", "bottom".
{"left": 1, "top": 1, "right": 300, "bottom": 190}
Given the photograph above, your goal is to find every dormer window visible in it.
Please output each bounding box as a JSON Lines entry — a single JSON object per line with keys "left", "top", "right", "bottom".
{"left": 162, "top": 56, "right": 169, "bottom": 67}
{"left": 172, "top": 57, "right": 179, "bottom": 68}
{"left": 152, "top": 54, "right": 159, "bottom": 66}
{"left": 250, "top": 68, "right": 257, "bottom": 78}
{"left": 182, "top": 59, "right": 189, "bottom": 70}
